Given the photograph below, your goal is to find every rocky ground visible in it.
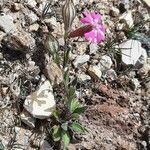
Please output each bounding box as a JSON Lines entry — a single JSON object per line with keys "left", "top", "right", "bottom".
{"left": 0, "top": 0, "right": 150, "bottom": 150}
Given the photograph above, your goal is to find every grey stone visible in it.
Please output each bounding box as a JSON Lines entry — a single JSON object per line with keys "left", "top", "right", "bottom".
{"left": 89, "top": 43, "right": 98, "bottom": 54}
{"left": 98, "top": 55, "right": 113, "bottom": 72}
{"left": 78, "top": 73, "right": 91, "bottom": 82}
{"left": 0, "top": 14, "right": 16, "bottom": 33}
{"left": 73, "top": 54, "right": 90, "bottom": 67}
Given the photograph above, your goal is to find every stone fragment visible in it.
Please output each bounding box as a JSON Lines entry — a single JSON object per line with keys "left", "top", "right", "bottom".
{"left": 44, "top": 57, "right": 63, "bottom": 85}
{"left": 98, "top": 55, "right": 112, "bottom": 72}
{"left": 12, "top": 3, "right": 22, "bottom": 11}
{"left": 89, "top": 43, "right": 98, "bottom": 54}
{"left": 78, "top": 73, "right": 91, "bottom": 82}
{"left": 119, "top": 40, "right": 147, "bottom": 66}
{"left": 24, "top": 80, "right": 56, "bottom": 119}
{"left": 20, "top": 109, "right": 35, "bottom": 128}
{"left": 29, "top": 23, "right": 39, "bottom": 31}
{"left": 14, "top": 127, "right": 32, "bottom": 149}
{"left": 119, "top": 11, "right": 133, "bottom": 28}
{"left": 110, "top": 7, "right": 120, "bottom": 17}
{"left": 104, "top": 69, "right": 117, "bottom": 81}
{"left": 27, "top": 0, "right": 37, "bottom": 8}
{"left": 88, "top": 65, "right": 102, "bottom": 80}
{"left": 2, "top": 30, "right": 35, "bottom": 51}
{"left": 73, "top": 54, "right": 90, "bottom": 68}
{"left": 44, "top": 17, "right": 57, "bottom": 28}
{"left": 130, "top": 78, "right": 140, "bottom": 90}
{"left": 27, "top": 12, "right": 39, "bottom": 24}
{"left": 0, "top": 14, "right": 16, "bottom": 33}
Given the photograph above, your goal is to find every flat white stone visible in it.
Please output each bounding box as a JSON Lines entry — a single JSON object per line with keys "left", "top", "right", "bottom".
{"left": 24, "top": 80, "right": 56, "bottom": 119}
{"left": 73, "top": 54, "right": 90, "bottom": 68}
{"left": 119, "top": 40, "right": 147, "bottom": 65}
{"left": 0, "top": 14, "right": 16, "bottom": 33}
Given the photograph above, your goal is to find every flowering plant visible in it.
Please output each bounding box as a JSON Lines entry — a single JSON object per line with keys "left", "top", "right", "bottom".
{"left": 69, "top": 12, "right": 105, "bottom": 44}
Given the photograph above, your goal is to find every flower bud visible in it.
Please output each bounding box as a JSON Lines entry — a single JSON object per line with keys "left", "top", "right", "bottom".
{"left": 45, "top": 34, "right": 59, "bottom": 55}
{"left": 62, "top": 0, "right": 76, "bottom": 33}
{"left": 69, "top": 25, "right": 93, "bottom": 38}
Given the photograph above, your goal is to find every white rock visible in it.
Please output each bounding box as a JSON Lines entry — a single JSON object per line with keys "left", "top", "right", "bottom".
{"left": 119, "top": 11, "right": 133, "bottom": 27}
{"left": 88, "top": 65, "right": 102, "bottom": 79}
{"left": 29, "top": 23, "right": 39, "bottom": 31}
{"left": 27, "top": 0, "right": 37, "bottom": 8}
{"left": 0, "top": 14, "right": 16, "bottom": 33}
{"left": 119, "top": 40, "right": 147, "bottom": 65}
{"left": 27, "top": 12, "right": 38, "bottom": 24}
{"left": 78, "top": 74, "right": 91, "bottom": 82}
{"left": 98, "top": 55, "right": 112, "bottom": 71}
{"left": 89, "top": 43, "right": 98, "bottom": 54}
{"left": 73, "top": 54, "right": 90, "bottom": 67}
{"left": 24, "top": 80, "right": 56, "bottom": 119}
{"left": 20, "top": 109, "right": 35, "bottom": 128}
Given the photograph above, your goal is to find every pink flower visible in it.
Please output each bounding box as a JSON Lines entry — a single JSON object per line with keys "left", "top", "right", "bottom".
{"left": 80, "top": 12, "right": 105, "bottom": 43}
{"left": 69, "top": 12, "right": 105, "bottom": 44}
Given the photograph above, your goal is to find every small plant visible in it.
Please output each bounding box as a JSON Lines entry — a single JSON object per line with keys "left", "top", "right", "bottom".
{"left": 45, "top": 0, "right": 105, "bottom": 149}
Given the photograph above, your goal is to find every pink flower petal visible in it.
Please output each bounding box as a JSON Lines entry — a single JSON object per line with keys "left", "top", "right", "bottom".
{"left": 84, "top": 30, "right": 97, "bottom": 43}
{"left": 91, "top": 12, "right": 101, "bottom": 23}
{"left": 96, "top": 25, "right": 105, "bottom": 42}
{"left": 80, "top": 12, "right": 94, "bottom": 24}
{"left": 96, "top": 29, "right": 105, "bottom": 43}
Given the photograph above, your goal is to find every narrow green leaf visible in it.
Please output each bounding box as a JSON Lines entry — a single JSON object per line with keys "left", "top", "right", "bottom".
{"left": 73, "top": 106, "right": 86, "bottom": 115}
{"left": 52, "top": 125, "right": 61, "bottom": 142}
{"left": 68, "top": 86, "right": 76, "bottom": 100}
{"left": 62, "top": 131, "right": 70, "bottom": 150}
{"left": 70, "top": 76, "right": 78, "bottom": 87}
{"left": 53, "top": 111, "right": 60, "bottom": 122}
{"left": 64, "top": 70, "right": 69, "bottom": 86}
{"left": 70, "top": 98, "right": 80, "bottom": 113}
{"left": 69, "top": 122, "right": 86, "bottom": 133}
